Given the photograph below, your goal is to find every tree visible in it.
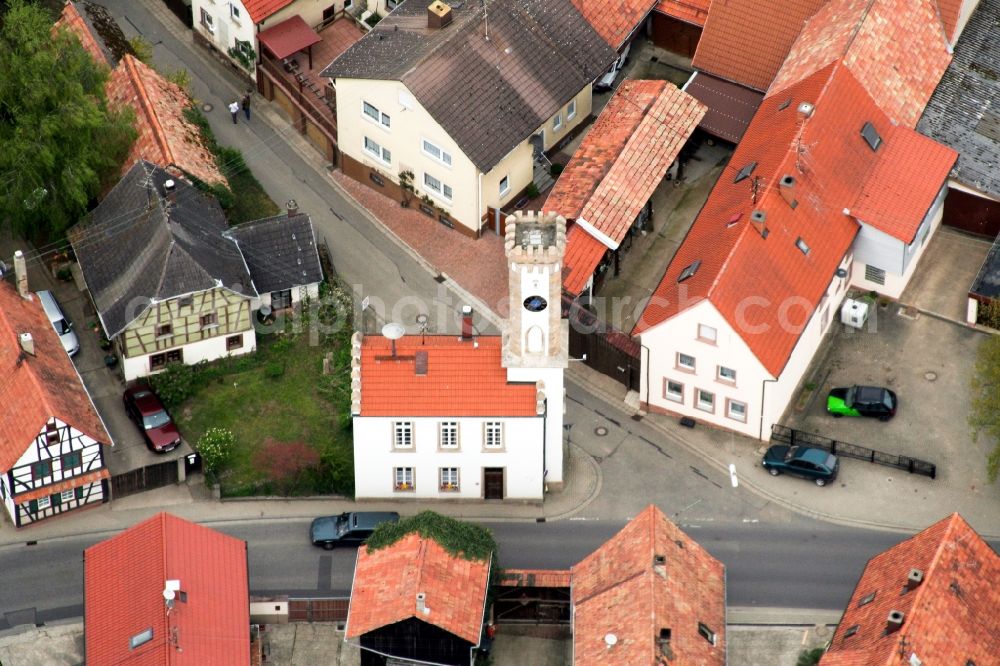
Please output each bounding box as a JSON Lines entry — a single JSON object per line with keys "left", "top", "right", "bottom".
{"left": 969, "top": 334, "right": 1000, "bottom": 482}
{"left": 0, "top": 0, "right": 136, "bottom": 241}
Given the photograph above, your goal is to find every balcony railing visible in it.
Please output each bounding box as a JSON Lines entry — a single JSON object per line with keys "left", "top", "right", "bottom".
{"left": 259, "top": 56, "right": 337, "bottom": 139}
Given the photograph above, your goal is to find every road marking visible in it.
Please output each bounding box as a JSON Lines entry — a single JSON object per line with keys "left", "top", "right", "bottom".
{"left": 729, "top": 463, "right": 739, "bottom": 488}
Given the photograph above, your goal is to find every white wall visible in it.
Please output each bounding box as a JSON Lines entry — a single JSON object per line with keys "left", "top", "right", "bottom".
{"left": 192, "top": 0, "right": 256, "bottom": 62}
{"left": 353, "top": 415, "right": 545, "bottom": 499}
{"left": 251, "top": 283, "right": 321, "bottom": 310}
{"left": 122, "top": 328, "right": 257, "bottom": 381}
{"left": 507, "top": 367, "right": 565, "bottom": 485}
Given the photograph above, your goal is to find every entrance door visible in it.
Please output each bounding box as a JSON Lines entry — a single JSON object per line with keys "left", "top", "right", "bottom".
{"left": 483, "top": 468, "right": 504, "bottom": 500}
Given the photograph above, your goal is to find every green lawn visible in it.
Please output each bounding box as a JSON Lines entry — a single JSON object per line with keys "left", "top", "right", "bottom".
{"left": 176, "top": 330, "right": 353, "bottom": 497}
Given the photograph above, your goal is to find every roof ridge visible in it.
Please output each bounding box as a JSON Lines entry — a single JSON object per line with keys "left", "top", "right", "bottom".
{"left": 120, "top": 55, "right": 176, "bottom": 169}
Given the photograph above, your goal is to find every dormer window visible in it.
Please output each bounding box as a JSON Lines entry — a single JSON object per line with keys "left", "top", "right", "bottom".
{"left": 795, "top": 237, "right": 810, "bottom": 255}
{"left": 734, "top": 161, "right": 757, "bottom": 183}
{"left": 677, "top": 259, "right": 701, "bottom": 283}
{"left": 861, "top": 122, "right": 882, "bottom": 151}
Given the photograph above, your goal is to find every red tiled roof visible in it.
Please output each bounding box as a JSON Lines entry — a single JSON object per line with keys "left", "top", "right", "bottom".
{"left": 347, "top": 533, "right": 490, "bottom": 644}
{"left": 935, "top": 0, "right": 962, "bottom": 43}
{"left": 359, "top": 335, "right": 539, "bottom": 417}
{"left": 822, "top": 513, "right": 1000, "bottom": 665}
{"left": 53, "top": 1, "right": 110, "bottom": 65}
{"left": 562, "top": 225, "right": 608, "bottom": 296}
{"left": 257, "top": 14, "right": 322, "bottom": 60}
{"left": 851, "top": 126, "right": 957, "bottom": 242}
{"left": 501, "top": 568, "right": 572, "bottom": 588}
{"left": 692, "top": 0, "right": 828, "bottom": 91}
{"left": 85, "top": 512, "right": 250, "bottom": 665}
{"left": 241, "top": 0, "right": 296, "bottom": 24}
{"left": 0, "top": 284, "right": 111, "bottom": 471}
{"left": 571, "top": 505, "right": 726, "bottom": 666}
{"left": 768, "top": 0, "right": 952, "bottom": 128}
{"left": 14, "top": 469, "right": 109, "bottom": 502}
{"left": 655, "top": 0, "right": 711, "bottom": 27}
{"left": 107, "top": 55, "right": 228, "bottom": 187}
{"left": 570, "top": 0, "right": 657, "bottom": 48}
{"left": 635, "top": 64, "right": 886, "bottom": 376}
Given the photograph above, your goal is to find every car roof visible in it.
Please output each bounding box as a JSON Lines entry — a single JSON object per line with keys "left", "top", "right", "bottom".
{"left": 35, "top": 290, "right": 64, "bottom": 320}
{"left": 795, "top": 447, "right": 834, "bottom": 465}
{"left": 855, "top": 386, "right": 886, "bottom": 401}
{"left": 350, "top": 512, "right": 400, "bottom": 528}
{"left": 128, "top": 388, "right": 164, "bottom": 414}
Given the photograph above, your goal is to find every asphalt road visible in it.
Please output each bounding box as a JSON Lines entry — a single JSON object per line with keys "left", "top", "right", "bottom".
{"left": 6, "top": 517, "right": 981, "bottom": 631}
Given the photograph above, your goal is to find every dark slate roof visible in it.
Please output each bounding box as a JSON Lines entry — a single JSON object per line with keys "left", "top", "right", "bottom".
{"left": 77, "top": 0, "right": 133, "bottom": 65}
{"left": 917, "top": 0, "right": 1000, "bottom": 198}
{"left": 322, "top": 0, "right": 617, "bottom": 172}
{"left": 69, "top": 161, "right": 254, "bottom": 337}
{"left": 971, "top": 233, "right": 1000, "bottom": 299}
{"left": 227, "top": 213, "right": 324, "bottom": 294}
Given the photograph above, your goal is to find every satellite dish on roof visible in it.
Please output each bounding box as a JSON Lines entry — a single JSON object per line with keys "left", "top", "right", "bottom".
{"left": 382, "top": 322, "right": 405, "bottom": 340}
{"left": 605, "top": 633, "right": 618, "bottom": 647}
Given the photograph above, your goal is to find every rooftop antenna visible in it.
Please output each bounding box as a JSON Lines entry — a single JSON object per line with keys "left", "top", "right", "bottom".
{"left": 381, "top": 322, "right": 405, "bottom": 358}
{"left": 750, "top": 175, "right": 762, "bottom": 204}
{"left": 415, "top": 313, "right": 429, "bottom": 345}
{"left": 481, "top": 0, "right": 489, "bottom": 40}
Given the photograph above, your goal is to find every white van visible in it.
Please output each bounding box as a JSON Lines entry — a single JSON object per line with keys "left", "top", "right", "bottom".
{"left": 36, "top": 290, "right": 80, "bottom": 357}
{"left": 593, "top": 42, "right": 632, "bottom": 92}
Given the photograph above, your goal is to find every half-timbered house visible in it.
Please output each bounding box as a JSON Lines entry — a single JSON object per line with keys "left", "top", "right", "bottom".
{"left": 0, "top": 273, "right": 112, "bottom": 528}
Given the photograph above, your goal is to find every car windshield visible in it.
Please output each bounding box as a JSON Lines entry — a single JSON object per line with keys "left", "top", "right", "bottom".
{"left": 336, "top": 515, "right": 349, "bottom": 535}
{"left": 142, "top": 410, "right": 171, "bottom": 430}
{"left": 845, "top": 387, "right": 857, "bottom": 406}
{"left": 785, "top": 446, "right": 801, "bottom": 461}
{"left": 54, "top": 319, "right": 71, "bottom": 334}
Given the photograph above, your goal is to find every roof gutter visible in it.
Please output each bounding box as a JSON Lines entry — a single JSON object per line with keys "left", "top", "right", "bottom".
{"left": 759, "top": 377, "right": 777, "bottom": 440}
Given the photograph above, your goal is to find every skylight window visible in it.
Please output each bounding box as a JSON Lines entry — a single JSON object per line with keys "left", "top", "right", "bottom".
{"left": 859, "top": 591, "right": 876, "bottom": 606}
{"left": 733, "top": 162, "right": 757, "bottom": 183}
{"left": 796, "top": 237, "right": 810, "bottom": 255}
{"left": 844, "top": 625, "right": 860, "bottom": 638}
{"left": 677, "top": 259, "right": 702, "bottom": 283}
{"left": 778, "top": 97, "right": 792, "bottom": 111}
{"left": 130, "top": 628, "right": 154, "bottom": 650}
{"left": 861, "top": 121, "right": 882, "bottom": 151}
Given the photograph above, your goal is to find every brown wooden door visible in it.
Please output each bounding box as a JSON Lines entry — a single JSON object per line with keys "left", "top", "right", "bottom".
{"left": 484, "top": 468, "right": 504, "bottom": 500}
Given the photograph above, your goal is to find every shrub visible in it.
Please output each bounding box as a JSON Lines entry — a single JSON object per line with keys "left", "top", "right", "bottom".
{"left": 149, "top": 363, "right": 199, "bottom": 408}
{"left": 365, "top": 12, "right": 382, "bottom": 27}
{"left": 198, "top": 427, "right": 236, "bottom": 474}
{"left": 549, "top": 163, "right": 564, "bottom": 177}
{"left": 525, "top": 182, "right": 540, "bottom": 198}
{"left": 797, "top": 647, "right": 826, "bottom": 666}
{"left": 366, "top": 511, "right": 497, "bottom": 561}
{"left": 128, "top": 36, "right": 154, "bottom": 64}
{"left": 264, "top": 362, "right": 285, "bottom": 378}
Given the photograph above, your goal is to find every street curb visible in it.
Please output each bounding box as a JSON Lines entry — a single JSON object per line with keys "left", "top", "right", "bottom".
{"left": 726, "top": 607, "right": 842, "bottom": 626}
{"left": 543, "top": 443, "right": 604, "bottom": 522}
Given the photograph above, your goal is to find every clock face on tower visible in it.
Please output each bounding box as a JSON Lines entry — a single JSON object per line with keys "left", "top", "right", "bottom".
{"left": 523, "top": 295, "right": 547, "bottom": 312}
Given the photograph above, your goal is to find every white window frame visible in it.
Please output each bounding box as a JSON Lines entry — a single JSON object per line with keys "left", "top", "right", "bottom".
{"left": 698, "top": 324, "right": 717, "bottom": 343}
{"left": 393, "top": 422, "right": 413, "bottom": 449}
{"left": 345, "top": 0, "right": 353, "bottom": 7}
{"left": 664, "top": 378, "right": 683, "bottom": 403}
{"left": 200, "top": 9, "right": 214, "bottom": 30}
{"left": 553, "top": 112, "right": 562, "bottom": 131}
{"left": 695, "top": 389, "right": 715, "bottom": 413}
{"left": 364, "top": 136, "right": 391, "bottom": 165}
{"left": 484, "top": 422, "right": 503, "bottom": 449}
{"left": 567, "top": 99, "right": 577, "bottom": 120}
{"left": 440, "top": 467, "right": 459, "bottom": 491}
{"left": 422, "top": 138, "right": 453, "bottom": 167}
{"left": 439, "top": 422, "right": 458, "bottom": 449}
{"left": 717, "top": 366, "right": 736, "bottom": 383}
{"left": 499, "top": 175, "right": 510, "bottom": 197}
{"left": 60, "top": 489, "right": 75, "bottom": 503}
{"left": 229, "top": 2, "right": 241, "bottom": 22}
{"left": 362, "top": 100, "right": 390, "bottom": 128}
{"left": 677, "top": 352, "right": 695, "bottom": 371}
{"left": 394, "top": 467, "right": 414, "bottom": 490}
{"left": 423, "top": 172, "right": 453, "bottom": 202}
{"left": 726, "top": 399, "right": 747, "bottom": 422}
{"left": 37, "top": 496, "right": 51, "bottom": 510}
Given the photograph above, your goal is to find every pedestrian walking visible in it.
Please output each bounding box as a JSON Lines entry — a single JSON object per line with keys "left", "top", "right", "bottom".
{"left": 229, "top": 100, "right": 240, "bottom": 124}
{"left": 241, "top": 92, "right": 251, "bottom": 121}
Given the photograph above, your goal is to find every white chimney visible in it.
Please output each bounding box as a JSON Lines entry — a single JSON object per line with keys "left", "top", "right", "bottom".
{"left": 19, "top": 332, "right": 35, "bottom": 356}
{"left": 416, "top": 592, "right": 430, "bottom": 615}
{"left": 14, "top": 250, "right": 28, "bottom": 299}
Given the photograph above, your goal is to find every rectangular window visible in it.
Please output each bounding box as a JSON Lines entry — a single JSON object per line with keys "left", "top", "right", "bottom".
{"left": 364, "top": 136, "right": 391, "bottom": 164}
{"left": 717, "top": 366, "right": 736, "bottom": 383}
{"left": 362, "top": 101, "right": 390, "bottom": 127}
{"left": 440, "top": 467, "right": 459, "bottom": 491}
{"left": 865, "top": 264, "right": 886, "bottom": 285}
{"left": 499, "top": 175, "right": 510, "bottom": 197}
{"left": 422, "top": 139, "right": 453, "bottom": 167}
{"left": 32, "top": 460, "right": 52, "bottom": 481}
{"left": 200, "top": 9, "right": 213, "bottom": 29}
{"left": 155, "top": 323, "right": 172, "bottom": 338}
{"left": 394, "top": 467, "right": 414, "bottom": 490}
{"left": 439, "top": 422, "right": 458, "bottom": 448}
{"left": 726, "top": 399, "right": 747, "bottom": 422}
{"left": 230, "top": 3, "right": 240, "bottom": 20}
{"left": 664, "top": 379, "right": 683, "bottom": 403}
{"left": 271, "top": 289, "right": 292, "bottom": 310}
{"left": 226, "top": 335, "right": 242, "bottom": 351}
{"left": 677, "top": 353, "right": 695, "bottom": 371}
{"left": 484, "top": 422, "right": 503, "bottom": 449}
{"left": 394, "top": 422, "right": 413, "bottom": 449}
{"left": 150, "top": 348, "right": 183, "bottom": 371}
{"left": 423, "top": 172, "right": 453, "bottom": 201}
{"left": 200, "top": 313, "right": 218, "bottom": 328}
{"left": 696, "top": 389, "right": 714, "bottom": 413}
{"left": 697, "top": 324, "right": 717, "bottom": 343}
{"left": 553, "top": 113, "right": 562, "bottom": 131}
{"left": 36, "top": 496, "right": 51, "bottom": 510}
{"left": 46, "top": 422, "right": 60, "bottom": 444}
{"left": 567, "top": 99, "right": 577, "bottom": 120}
{"left": 62, "top": 451, "right": 82, "bottom": 470}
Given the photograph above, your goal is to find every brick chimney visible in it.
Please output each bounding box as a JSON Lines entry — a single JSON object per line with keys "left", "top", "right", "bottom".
{"left": 427, "top": 1, "right": 452, "bottom": 29}
{"left": 14, "top": 250, "right": 29, "bottom": 299}
{"left": 779, "top": 175, "right": 798, "bottom": 209}
{"left": 163, "top": 179, "right": 177, "bottom": 204}
{"left": 461, "top": 305, "right": 473, "bottom": 340}
{"left": 286, "top": 199, "right": 299, "bottom": 217}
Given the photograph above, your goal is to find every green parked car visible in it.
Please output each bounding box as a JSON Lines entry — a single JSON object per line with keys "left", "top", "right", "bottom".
{"left": 826, "top": 385, "right": 897, "bottom": 421}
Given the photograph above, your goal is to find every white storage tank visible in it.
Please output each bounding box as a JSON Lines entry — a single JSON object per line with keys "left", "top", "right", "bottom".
{"left": 841, "top": 298, "right": 870, "bottom": 329}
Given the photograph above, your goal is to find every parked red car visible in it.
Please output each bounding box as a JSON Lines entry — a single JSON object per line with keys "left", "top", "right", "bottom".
{"left": 123, "top": 385, "right": 182, "bottom": 453}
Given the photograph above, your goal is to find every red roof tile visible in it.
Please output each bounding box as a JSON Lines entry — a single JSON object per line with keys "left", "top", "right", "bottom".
{"left": 822, "top": 513, "right": 1000, "bottom": 665}
{"left": 257, "top": 14, "right": 322, "bottom": 60}
{"left": 570, "top": 0, "right": 658, "bottom": 48}
{"left": 241, "top": 0, "right": 296, "bottom": 24}
{"left": 935, "top": 0, "right": 962, "bottom": 43}
{"left": 107, "top": 55, "right": 228, "bottom": 187}
{"left": 571, "top": 505, "right": 726, "bottom": 666}
{"left": 768, "top": 0, "right": 952, "bottom": 128}
{"left": 359, "top": 335, "right": 538, "bottom": 417}
{"left": 851, "top": 126, "right": 957, "bottom": 242}
{"left": 0, "top": 284, "right": 111, "bottom": 471}
{"left": 655, "top": 0, "right": 711, "bottom": 27}
{"left": 84, "top": 512, "right": 250, "bottom": 665}
{"left": 53, "top": 1, "right": 110, "bottom": 65}
{"left": 562, "top": 225, "right": 608, "bottom": 296}
{"left": 501, "top": 568, "right": 572, "bottom": 588}
{"left": 692, "top": 0, "right": 828, "bottom": 91}
{"left": 348, "top": 533, "right": 490, "bottom": 644}
{"left": 15, "top": 469, "right": 109, "bottom": 502}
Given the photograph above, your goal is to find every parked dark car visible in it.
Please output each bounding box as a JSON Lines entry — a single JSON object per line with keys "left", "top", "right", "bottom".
{"left": 123, "top": 385, "right": 182, "bottom": 453}
{"left": 762, "top": 445, "right": 839, "bottom": 486}
{"left": 310, "top": 511, "right": 400, "bottom": 550}
{"left": 827, "top": 385, "right": 897, "bottom": 421}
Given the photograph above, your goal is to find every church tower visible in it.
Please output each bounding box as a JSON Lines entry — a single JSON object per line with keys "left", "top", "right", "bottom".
{"left": 502, "top": 211, "right": 568, "bottom": 489}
